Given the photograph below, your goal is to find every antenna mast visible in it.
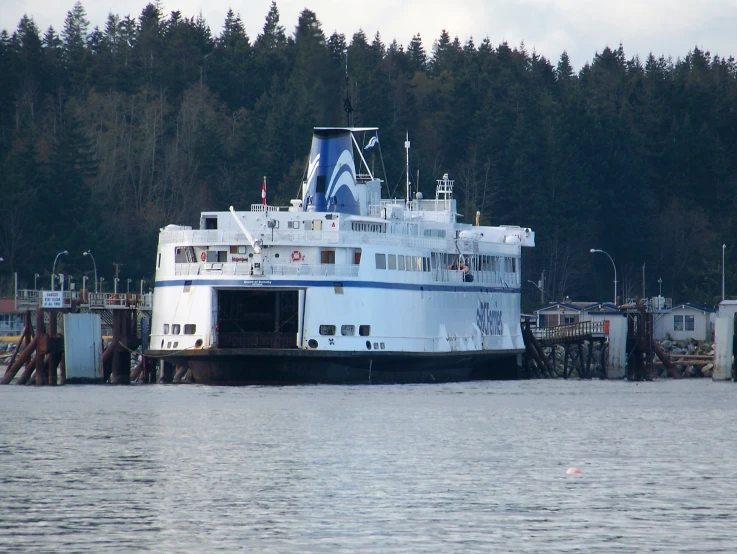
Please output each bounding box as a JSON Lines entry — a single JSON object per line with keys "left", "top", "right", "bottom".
{"left": 405, "top": 132, "right": 410, "bottom": 207}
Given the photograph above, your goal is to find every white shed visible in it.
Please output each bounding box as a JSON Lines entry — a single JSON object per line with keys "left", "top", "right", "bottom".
{"left": 653, "top": 303, "right": 715, "bottom": 341}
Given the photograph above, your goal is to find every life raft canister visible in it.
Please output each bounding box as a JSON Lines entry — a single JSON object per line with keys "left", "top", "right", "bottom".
{"left": 291, "top": 250, "right": 302, "bottom": 262}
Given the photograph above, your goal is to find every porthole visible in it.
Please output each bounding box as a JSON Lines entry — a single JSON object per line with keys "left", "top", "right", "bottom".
{"left": 275, "top": 253, "right": 280, "bottom": 258}
{"left": 195, "top": 339, "right": 203, "bottom": 348}
{"left": 380, "top": 342, "right": 385, "bottom": 350}
{"left": 366, "top": 340, "right": 372, "bottom": 349}
{"left": 308, "top": 339, "right": 318, "bottom": 349}
{"left": 373, "top": 342, "right": 379, "bottom": 350}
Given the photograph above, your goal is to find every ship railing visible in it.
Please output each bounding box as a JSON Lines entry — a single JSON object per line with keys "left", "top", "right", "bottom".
{"left": 160, "top": 230, "right": 248, "bottom": 245}
{"left": 175, "top": 262, "right": 360, "bottom": 278}
{"left": 250, "top": 204, "right": 289, "bottom": 212}
{"left": 264, "top": 263, "right": 360, "bottom": 277}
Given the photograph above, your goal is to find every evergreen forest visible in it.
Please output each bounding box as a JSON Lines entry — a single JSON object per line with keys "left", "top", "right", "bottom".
{"left": 1, "top": 1, "right": 736, "bottom": 310}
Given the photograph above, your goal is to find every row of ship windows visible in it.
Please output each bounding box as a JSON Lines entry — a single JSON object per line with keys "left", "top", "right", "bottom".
{"left": 163, "top": 324, "right": 197, "bottom": 335}
{"left": 376, "top": 254, "right": 431, "bottom": 272}
{"left": 374, "top": 253, "right": 518, "bottom": 273}
{"left": 319, "top": 324, "right": 370, "bottom": 336}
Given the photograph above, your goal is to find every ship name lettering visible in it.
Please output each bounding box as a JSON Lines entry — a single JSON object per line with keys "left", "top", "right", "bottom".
{"left": 476, "top": 302, "right": 503, "bottom": 336}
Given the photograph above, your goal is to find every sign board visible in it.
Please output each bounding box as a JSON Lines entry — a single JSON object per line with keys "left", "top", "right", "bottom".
{"left": 42, "top": 291, "right": 64, "bottom": 308}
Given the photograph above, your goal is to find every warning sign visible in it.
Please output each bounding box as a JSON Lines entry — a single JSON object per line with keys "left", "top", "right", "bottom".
{"left": 42, "top": 291, "right": 64, "bottom": 308}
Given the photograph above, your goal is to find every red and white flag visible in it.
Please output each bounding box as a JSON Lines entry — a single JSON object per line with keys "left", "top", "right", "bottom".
{"left": 261, "top": 176, "right": 267, "bottom": 205}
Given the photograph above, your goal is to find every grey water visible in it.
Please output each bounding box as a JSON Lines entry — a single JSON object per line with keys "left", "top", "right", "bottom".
{"left": 1, "top": 380, "right": 736, "bottom": 553}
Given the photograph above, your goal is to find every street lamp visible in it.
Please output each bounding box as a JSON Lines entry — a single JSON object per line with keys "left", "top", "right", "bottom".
{"left": 114, "top": 277, "right": 120, "bottom": 294}
{"left": 590, "top": 248, "right": 618, "bottom": 305}
{"left": 658, "top": 277, "right": 662, "bottom": 297}
{"left": 722, "top": 244, "right": 726, "bottom": 302}
{"left": 83, "top": 275, "right": 88, "bottom": 291}
{"left": 100, "top": 277, "right": 105, "bottom": 292}
{"left": 127, "top": 278, "right": 132, "bottom": 293}
{"left": 527, "top": 280, "right": 545, "bottom": 304}
{"left": 34, "top": 273, "right": 39, "bottom": 291}
{"left": 140, "top": 279, "right": 146, "bottom": 296}
{"left": 82, "top": 250, "right": 98, "bottom": 293}
{"left": 51, "top": 251, "right": 68, "bottom": 291}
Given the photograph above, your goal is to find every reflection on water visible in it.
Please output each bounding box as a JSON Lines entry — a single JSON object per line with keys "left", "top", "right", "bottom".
{"left": 1, "top": 380, "right": 736, "bottom": 553}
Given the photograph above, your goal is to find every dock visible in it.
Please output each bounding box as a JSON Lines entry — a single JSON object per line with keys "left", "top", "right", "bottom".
{"left": 1, "top": 289, "right": 153, "bottom": 385}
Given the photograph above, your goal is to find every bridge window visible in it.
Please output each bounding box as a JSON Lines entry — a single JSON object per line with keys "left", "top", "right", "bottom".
{"left": 319, "top": 325, "right": 336, "bottom": 336}
{"left": 321, "top": 250, "right": 336, "bottom": 264}
{"left": 341, "top": 325, "right": 355, "bottom": 336}
{"left": 397, "top": 255, "right": 405, "bottom": 271}
{"left": 359, "top": 325, "right": 371, "bottom": 336}
{"left": 172, "top": 324, "right": 181, "bottom": 335}
{"left": 388, "top": 254, "right": 397, "bottom": 270}
{"left": 163, "top": 324, "right": 170, "bottom": 334}
{"left": 375, "top": 254, "right": 386, "bottom": 270}
{"left": 183, "top": 324, "right": 196, "bottom": 335}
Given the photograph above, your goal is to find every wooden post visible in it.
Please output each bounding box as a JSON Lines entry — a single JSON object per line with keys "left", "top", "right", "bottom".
{"left": 34, "top": 309, "right": 46, "bottom": 386}
{"left": 47, "top": 310, "right": 58, "bottom": 385}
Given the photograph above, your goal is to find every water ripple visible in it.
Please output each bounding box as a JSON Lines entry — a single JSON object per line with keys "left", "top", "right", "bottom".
{"left": 1, "top": 380, "right": 736, "bottom": 552}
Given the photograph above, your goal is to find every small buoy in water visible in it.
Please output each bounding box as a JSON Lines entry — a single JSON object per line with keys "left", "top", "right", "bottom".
{"left": 566, "top": 467, "right": 582, "bottom": 475}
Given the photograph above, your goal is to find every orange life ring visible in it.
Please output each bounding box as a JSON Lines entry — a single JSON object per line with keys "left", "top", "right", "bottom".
{"left": 291, "top": 250, "right": 302, "bottom": 262}
{"left": 200, "top": 251, "right": 206, "bottom": 262}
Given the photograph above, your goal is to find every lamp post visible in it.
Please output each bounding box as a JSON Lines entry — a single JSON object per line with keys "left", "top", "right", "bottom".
{"left": 722, "top": 244, "right": 726, "bottom": 302}
{"left": 114, "top": 277, "right": 119, "bottom": 294}
{"left": 100, "top": 277, "right": 105, "bottom": 292}
{"left": 140, "top": 279, "right": 146, "bottom": 296}
{"left": 590, "top": 248, "right": 617, "bottom": 305}
{"left": 51, "top": 251, "right": 68, "bottom": 291}
{"left": 526, "top": 280, "right": 545, "bottom": 304}
{"left": 34, "top": 273, "right": 39, "bottom": 291}
{"left": 82, "top": 250, "right": 98, "bottom": 293}
{"left": 83, "top": 275, "right": 88, "bottom": 291}
{"left": 658, "top": 277, "right": 662, "bottom": 297}
{"left": 127, "top": 278, "right": 132, "bottom": 294}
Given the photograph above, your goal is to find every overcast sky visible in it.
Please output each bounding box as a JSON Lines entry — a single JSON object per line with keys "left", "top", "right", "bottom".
{"left": 1, "top": 0, "right": 735, "bottom": 70}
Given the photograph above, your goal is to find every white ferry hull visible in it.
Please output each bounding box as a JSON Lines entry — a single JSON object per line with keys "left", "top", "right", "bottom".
{"left": 144, "top": 127, "right": 535, "bottom": 385}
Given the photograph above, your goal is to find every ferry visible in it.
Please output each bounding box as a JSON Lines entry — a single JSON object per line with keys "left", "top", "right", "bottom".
{"left": 145, "top": 127, "right": 535, "bottom": 384}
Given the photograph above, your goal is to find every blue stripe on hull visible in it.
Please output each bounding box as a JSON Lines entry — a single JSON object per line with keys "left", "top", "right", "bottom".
{"left": 154, "top": 278, "right": 521, "bottom": 294}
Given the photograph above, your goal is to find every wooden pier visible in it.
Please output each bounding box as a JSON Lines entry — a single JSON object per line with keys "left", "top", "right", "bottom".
{"left": 522, "top": 320, "right": 608, "bottom": 379}
{"left": 1, "top": 289, "right": 153, "bottom": 385}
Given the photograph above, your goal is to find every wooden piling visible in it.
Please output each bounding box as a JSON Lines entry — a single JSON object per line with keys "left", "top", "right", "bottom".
{"left": 2, "top": 336, "right": 39, "bottom": 384}
{"left": 34, "top": 309, "right": 46, "bottom": 386}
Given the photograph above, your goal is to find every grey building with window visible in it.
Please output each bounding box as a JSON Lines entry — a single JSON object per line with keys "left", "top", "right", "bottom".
{"left": 653, "top": 303, "right": 715, "bottom": 341}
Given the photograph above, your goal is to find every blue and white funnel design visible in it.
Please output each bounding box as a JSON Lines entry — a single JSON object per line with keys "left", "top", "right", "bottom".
{"left": 302, "top": 129, "right": 359, "bottom": 214}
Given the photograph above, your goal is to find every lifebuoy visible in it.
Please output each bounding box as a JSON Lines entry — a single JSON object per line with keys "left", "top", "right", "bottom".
{"left": 200, "top": 251, "right": 206, "bottom": 262}
{"left": 291, "top": 250, "right": 302, "bottom": 262}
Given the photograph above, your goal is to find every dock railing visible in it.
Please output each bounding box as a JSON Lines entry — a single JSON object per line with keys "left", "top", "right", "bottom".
{"left": 533, "top": 320, "right": 606, "bottom": 345}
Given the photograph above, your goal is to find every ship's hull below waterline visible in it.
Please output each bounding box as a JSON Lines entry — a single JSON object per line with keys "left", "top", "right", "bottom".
{"left": 145, "top": 348, "right": 524, "bottom": 385}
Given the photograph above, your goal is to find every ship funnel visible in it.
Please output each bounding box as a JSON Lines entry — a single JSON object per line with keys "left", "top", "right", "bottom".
{"left": 302, "top": 129, "right": 359, "bottom": 214}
